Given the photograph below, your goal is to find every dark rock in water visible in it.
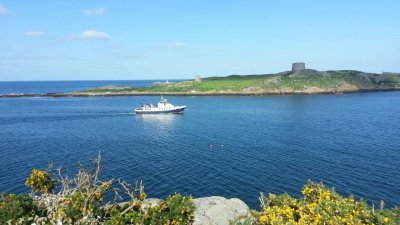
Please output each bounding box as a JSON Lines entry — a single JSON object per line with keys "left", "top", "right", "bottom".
{"left": 80, "top": 85, "right": 135, "bottom": 93}
{"left": 90, "top": 85, "right": 134, "bottom": 91}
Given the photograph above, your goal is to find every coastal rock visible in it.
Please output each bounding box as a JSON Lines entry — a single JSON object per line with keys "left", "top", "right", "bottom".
{"left": 242, "top": 86, "right": 261, "bottom": 92}
{"left": 142, "top": 198, "right": 161, "bottom": 209}
{"left": 109, "top": 196, "right": 252, "bottom": 225}
{"left": 193, "top": 196, "right": 250, "bottom": 225}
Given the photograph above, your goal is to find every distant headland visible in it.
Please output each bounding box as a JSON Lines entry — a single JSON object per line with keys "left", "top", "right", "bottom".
{"left": 1, "top": 63, "right": 400, "bottom": 98}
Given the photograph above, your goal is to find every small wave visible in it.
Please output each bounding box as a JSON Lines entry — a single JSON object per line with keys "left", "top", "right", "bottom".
{"left": 115, "top": 112, "right": 135, "bottom": 115}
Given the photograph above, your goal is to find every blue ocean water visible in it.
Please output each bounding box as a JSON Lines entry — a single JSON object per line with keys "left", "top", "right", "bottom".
{"left": 0, "top": 80, "right": 182, "bottom": 94}
{"left": 0, "top": 83, "right": 399, "bottom": 209}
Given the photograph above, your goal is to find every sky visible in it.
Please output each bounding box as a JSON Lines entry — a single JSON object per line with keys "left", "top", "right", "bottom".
{"left": 0, "top": 0, "right": 399, "bottom": 81}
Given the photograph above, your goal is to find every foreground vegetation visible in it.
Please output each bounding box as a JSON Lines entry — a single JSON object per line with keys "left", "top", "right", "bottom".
{"left": 1, "top": 155, "right": 194, "bottom": 225}
{"left": 1, "top": 155, "right": 399, "bottom": 225}
{"left": 253, "top": 181, "right": 399, "bottom": 225}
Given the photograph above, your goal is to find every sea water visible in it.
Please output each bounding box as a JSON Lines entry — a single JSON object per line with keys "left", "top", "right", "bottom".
{"left": 0, "top": 83, "right": 399, "bottom": 209}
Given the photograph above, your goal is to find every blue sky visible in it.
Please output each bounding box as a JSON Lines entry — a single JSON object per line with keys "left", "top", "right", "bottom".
{"left": 0, "top": 1, "right": 399, "bottom": 81}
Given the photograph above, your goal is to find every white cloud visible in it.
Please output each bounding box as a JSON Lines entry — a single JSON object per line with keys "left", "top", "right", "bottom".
{"left": 0, "top": 4, "right": 10, "bottom": 15}
{"left": 24, "top": 31, "right": 45, "bottom": 37}
{"left": 69, "top": 30, "right": 110, "bottom": 40}
{"left": 83, "top": 8, "right": 106, "bottom": 16}
{"left": 165, "top": 42, "right": 187, "bottom": 48}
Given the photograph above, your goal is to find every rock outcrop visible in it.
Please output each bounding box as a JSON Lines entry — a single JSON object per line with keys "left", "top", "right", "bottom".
{"left": 193, "top": 196, "right": 251, "bottom": 225}
{"left": 117, "top": 196, "right": 252, "bottom": 225}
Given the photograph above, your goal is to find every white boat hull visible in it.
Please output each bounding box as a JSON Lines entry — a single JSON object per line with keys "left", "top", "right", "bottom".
{"left": 134, "top": 106, "right": 186, "bottom": 114}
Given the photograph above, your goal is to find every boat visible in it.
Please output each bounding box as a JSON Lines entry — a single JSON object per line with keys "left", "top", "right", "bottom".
{"left": 134, "top": 96, "right": 186, "bottom": 114}
{"left": 152, "top": 80, "right": 173, "bottom": 86}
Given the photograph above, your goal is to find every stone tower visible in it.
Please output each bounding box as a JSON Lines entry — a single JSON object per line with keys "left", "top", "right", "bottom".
{"left": 195, "top": 75, "right": 202, "bottom": 83}
{"left": 292, "top": 62, "right": 305, "bottom": 72}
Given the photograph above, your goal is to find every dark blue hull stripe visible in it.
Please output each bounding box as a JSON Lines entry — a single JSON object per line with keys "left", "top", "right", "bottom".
{"left": 135, "top": 107, "right": 186, "bottom": 114}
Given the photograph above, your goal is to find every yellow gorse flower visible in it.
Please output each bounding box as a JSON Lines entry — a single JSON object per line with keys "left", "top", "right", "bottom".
{"left": 25, "top": 169, "right": 55, "bottom": 193}
{"left": 258, "top": 181, "right": 385, "bottom": 225}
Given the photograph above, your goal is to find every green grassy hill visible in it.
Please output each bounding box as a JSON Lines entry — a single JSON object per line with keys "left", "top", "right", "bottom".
{"left": 76, "top": 70, "right": 400, "bottom": 95}
{"left": 132, "top": 70, "right": 400, "bottom": 94}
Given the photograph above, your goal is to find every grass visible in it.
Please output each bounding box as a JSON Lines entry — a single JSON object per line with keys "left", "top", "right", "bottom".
{"left": 277, "top": 74, "right": 350, "bottom": 90}
{"left": 136, "top": 75, "right": 265, "bottom": 92}
{"left": 80, "top": 71, "right": 400, "bottom": 94}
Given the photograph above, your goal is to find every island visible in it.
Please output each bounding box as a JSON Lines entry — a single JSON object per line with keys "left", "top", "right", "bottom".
{"left": 1, "top": 63, "right": 400, "bottom": 98}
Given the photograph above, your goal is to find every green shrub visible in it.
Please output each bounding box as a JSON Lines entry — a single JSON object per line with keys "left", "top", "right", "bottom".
{"left": 25, "top": 169, "right": 55, "bottom": 194}
{"left": 145, "top": 193, "right": 195, "bottom": 225}
{"left": 105, "top": 193, "right": 195, "bottom": 225}
{"left": 0, "top": 193, "right": 46, "bottom": 225}
{"left": 256, "top": 181, "right": 399, "bottom": 225}
{"left": 20, "top": 154, "right": 196, "bottom": 224}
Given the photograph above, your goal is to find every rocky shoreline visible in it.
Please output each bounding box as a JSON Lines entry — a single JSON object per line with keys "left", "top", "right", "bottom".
{"left": 1, "top": 87, "right": 399, "bottom": 98}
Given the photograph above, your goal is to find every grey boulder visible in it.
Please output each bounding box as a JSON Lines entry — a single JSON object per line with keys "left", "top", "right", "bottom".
{"left": 192, "top": 196, "right": 250, "bottom": 225}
